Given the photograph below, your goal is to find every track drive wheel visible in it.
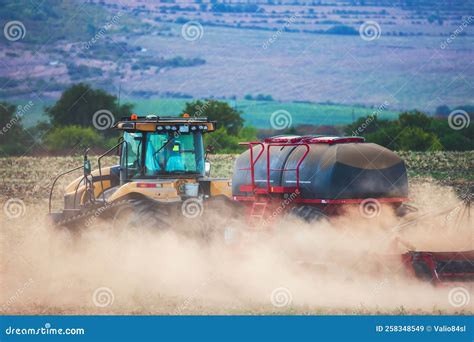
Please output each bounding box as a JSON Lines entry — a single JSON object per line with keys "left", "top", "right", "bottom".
{"left": 288, "top": 205, "right": 329, "bottom": 223}
{"left": 112, "top": 198, "right": 172, "bottom": 230}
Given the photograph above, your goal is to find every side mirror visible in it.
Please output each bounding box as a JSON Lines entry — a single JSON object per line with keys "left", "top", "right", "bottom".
{"left": 84, "top": 159, "right": 92, "bottom": 176}
{"left": 204, "top": 161, "right": 211, "bottom": 177}
{"left": 206, "top": 145, "right": 215, "bottom": 155}
{"left": 83, "top": 147, "right": 91, "bottom": 176}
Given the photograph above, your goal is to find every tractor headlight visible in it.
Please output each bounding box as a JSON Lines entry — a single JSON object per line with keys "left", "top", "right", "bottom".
{"left": 179, "top": 125, "right": 189, "bottom": 133}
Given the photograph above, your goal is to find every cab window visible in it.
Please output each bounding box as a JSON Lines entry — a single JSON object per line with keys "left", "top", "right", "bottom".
{"left": 144, "top": 132, "right": 204, "bottom": 175}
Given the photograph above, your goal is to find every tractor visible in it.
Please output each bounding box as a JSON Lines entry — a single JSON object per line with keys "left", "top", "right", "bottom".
{"left": 48, "top": 114, "right": 236, "bottom": 232}
{"left": 48, "top": 113, "right": 473, "bottom": 284}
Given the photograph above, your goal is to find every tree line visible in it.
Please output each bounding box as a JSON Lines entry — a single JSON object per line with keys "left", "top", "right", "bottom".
{"left": 0, "top": 83, "right": 472, "bottom": 156}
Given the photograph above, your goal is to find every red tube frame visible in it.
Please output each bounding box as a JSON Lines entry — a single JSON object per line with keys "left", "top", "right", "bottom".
{"left": 238, "top": 142, "right": 265, "bottom": 193}
{"left": 266, "top": 143, "right": 310, "bottom": 193}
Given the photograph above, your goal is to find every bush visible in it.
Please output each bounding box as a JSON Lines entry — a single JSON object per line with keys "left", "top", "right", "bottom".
{"left": 325, "top": 25, "right": 358, "bottom": 35}
{"left": 204, "top": 126, "right": 258, "bottom": 154}
{"left": 43, "top": 126, "right": 105, "bottom": 151}
{"left": 345, "top": 111, "right": 473, "bottom": 151}
{"left": 397, "top": 127, "right": 442, "bottom": 151}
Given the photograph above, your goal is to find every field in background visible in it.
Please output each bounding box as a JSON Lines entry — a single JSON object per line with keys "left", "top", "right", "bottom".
{"left": 131, "top": 24, "right": 473, "bottom": 111}
{"left": 2, "top": 2, "right": 473, "bottom": 113}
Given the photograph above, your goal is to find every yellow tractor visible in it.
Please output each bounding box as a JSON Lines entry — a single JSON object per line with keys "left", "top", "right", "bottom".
{"left": 48, "top": 114, "right": 235, "bottom": 231}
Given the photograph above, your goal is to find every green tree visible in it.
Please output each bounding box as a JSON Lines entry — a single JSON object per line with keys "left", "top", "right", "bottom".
{"left": 181, "top": 100, "right": 244, "bottom": 135}
{"left": 204, "top": 127, "right": 241, "bottom": 153}
{"left": 344, "top": 115, "right": 383, "bottom": 136}
{"left": 204, "top": 126, "right": 258, "bottom": 154}
{"left": 399, "top": 110, "right": 432, "bottom": 130}
{"left": 45, "top": 83, "right": 133, "bottom": 135}
{"left": 238, "top": 126, "right": 258, "bottom": 142}
{"left": 345, "top": 110, "right": 472, "bottom": 151}
{"left": 364, "top": 125, "right": 403, "bottom": 150}
{"left": 0, "top": 101, "right": 34, "bottom": 155}
{"left": 397, "top": 127, "right": 442, "bottom": 151}
{"left": 430, "top": 119, "right": 473, "bottom": 151}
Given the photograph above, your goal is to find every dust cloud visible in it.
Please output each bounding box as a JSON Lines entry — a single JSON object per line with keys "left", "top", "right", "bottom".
{"left": 0, "top": 183, "right": 472, "bottom": 315}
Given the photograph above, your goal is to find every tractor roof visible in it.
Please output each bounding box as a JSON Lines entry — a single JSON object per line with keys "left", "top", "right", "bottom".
{"left": 115, "top": 115, "right": 216, "bottom": 133}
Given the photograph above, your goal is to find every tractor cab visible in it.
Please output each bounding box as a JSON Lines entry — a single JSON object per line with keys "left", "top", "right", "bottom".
{"left": 116, "top": 114, "right": 216, "bottom": 182}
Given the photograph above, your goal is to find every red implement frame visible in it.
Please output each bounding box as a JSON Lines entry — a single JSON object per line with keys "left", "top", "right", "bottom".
{"left": 238, "top": 142, "right": 265, "bottom": 194}
{"left": 266, "top": 143, "right": 310, "bottom": 193}
{"left": 402, "top": 250, "right": 474, "bottom": 284}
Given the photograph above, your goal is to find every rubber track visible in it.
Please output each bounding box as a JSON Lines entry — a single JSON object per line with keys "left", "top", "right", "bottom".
{"left": 54, "top": 199, "right": 129, "bottom": 227}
